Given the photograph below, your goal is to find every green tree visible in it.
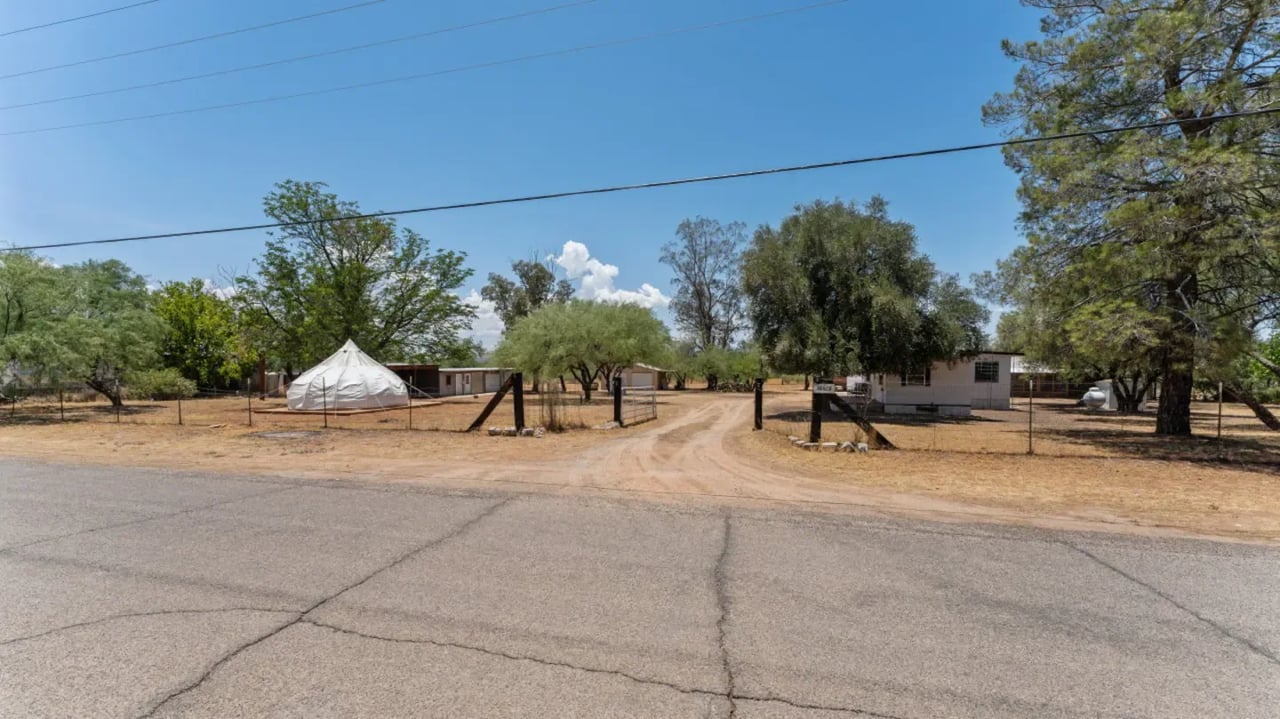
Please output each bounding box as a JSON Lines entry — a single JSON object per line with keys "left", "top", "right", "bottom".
{"left": 430, "top": 337, "right": 486, "bottom": 367}
{"left": 153, "top": 280, "right": 248, "bottom": 388}
{"left": 481, "top": 257, "right": 572, "bottom": 327}
{"left": 234, "top": 180, "right": 474, "bottom": 373}
{"left": 984, "top": 0, "right": 1280, "bottom": 434}
{"left": 741, "top": 198, "right": 987, "bottom": 379}
{"left": 0, "top": 255, "right": 162, "bottom": 406}
{"left": 493, "top": 300, "right": 669, "bottom": 401}
{"left": 660, "top": 217, "right": 747, "bottom": 350}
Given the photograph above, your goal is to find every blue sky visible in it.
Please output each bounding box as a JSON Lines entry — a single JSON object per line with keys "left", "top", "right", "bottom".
{"left": 0, "top": 0, "right": 1041, "bottom": 347}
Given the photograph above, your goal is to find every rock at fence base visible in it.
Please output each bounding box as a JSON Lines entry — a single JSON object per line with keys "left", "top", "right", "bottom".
{"left": 487, "top": 427, "right": 501, "bottom": 436}
{"left": 856, "top": 442, "right": 870, "bottom": 453}
{"left": 787, "top": 435, "right": 799, "bottom": 442}
{"left": 839, "top": 441, "right": 854, "bottom": 452}
{"left": 518, "top": 427, "right": 536, "bottom": 437}
{"left": 801, "top": 442, "right": 819, "bottom": 450}
{"left": 821, "top": 442, "right": 838, "bottom": 450}
{"left": 533, "top": 427, "right": 546, "bottom": 438}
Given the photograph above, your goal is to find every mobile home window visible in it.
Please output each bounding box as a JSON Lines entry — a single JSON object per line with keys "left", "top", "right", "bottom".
{"left": 900, "top": 367, "right": 930, "bottom": 386}
{"left": 974, "top": 360, "right": 999, "bottom": 383}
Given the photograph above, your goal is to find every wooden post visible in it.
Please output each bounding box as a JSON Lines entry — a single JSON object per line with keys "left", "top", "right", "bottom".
{"left": 59, "top": 386, "right": 65, "bottom": 422}
{"left": 1217, "top": 380, "right": 1224, "bottom": 441}
{"left": 408, "top": 391, "right": 413, "bottom": 431}
{"left": 612, "top": 376, "right": 623, "bottom": 426}
{"left": 809, "top": 391, "right": 823, "bottom": 443}
{"left": 753, "top": 378, "right": 763, "bottom": 430}
{"left": 1027, "top": 378, "right": 1034, "bottom": 455}
{"left": 115, "top": 380, "right": 121, "bottom": 424}
{"left": 512, "top": 372, "right": 525, "bottom": 431}
{"left": 247, "top": 385, "right": 253, "bottom": 427}
{"left": 177, "top": 395, "right": 183, "bottom": 426}
{"left": 321, "top": 377, "right": 328, "bottom": 429}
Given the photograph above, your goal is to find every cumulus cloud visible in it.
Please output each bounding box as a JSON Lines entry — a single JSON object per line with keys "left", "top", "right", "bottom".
{"left": 553, "top": 241, "right": 670, "bottom": 309}
{"left": 461, "top": 289, "right": 503, "bottom": 350}
{"left": 202, "top": 278, "right": 238, "bottom": 301}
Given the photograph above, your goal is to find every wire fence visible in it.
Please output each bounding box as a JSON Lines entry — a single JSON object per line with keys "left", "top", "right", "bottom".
{"left": 758, "top": 383, "right": 1280, "bottom": 464}
{"left": 0, "top": 381, "right": 626, "bottom": 434}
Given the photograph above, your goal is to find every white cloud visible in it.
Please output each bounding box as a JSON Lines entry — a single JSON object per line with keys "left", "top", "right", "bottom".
{"left": 553, "top": 241, "right": 670, "bottom": 309}
{"left": 461, "top": 289, "right": 504, "bottom": 350}
{"left": 202, "top": 278, "right": 238, "bottom": 301}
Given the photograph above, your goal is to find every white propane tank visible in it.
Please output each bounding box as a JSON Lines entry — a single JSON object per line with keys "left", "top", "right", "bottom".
{"left": 1082, "top": 386, "right": 1107, "bottom": 410}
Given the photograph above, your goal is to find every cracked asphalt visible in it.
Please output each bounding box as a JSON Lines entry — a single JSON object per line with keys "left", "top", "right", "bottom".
{"left": 1, "top": 459, "right": 1278, "bottom": 718}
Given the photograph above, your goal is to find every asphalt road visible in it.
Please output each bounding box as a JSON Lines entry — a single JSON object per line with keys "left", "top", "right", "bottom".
{"left": 1, "top": 459, "right": 1278, "bottom": 718}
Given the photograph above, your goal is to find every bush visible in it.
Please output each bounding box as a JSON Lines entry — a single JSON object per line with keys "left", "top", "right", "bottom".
{"left": 126, "top": 368, "right": 196, "bottom": 400}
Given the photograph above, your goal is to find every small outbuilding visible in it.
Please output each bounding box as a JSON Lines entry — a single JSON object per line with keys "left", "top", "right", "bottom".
{"left": 438, "top": 367, "right": 513, "bottom": 396}
{"left": 618, "top": 363, "right": 670, "bottom": 390}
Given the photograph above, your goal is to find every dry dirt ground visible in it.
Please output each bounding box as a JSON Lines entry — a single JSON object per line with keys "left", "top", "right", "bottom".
{"left": 2, "top": 390, "right": 1278, "bottom": 542}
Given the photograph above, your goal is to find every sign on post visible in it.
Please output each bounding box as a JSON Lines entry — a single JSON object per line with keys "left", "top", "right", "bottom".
{"left": 813, "top": 378, "right": 836, "bottom": 395}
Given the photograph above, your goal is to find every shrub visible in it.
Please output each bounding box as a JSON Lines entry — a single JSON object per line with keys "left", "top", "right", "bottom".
{"left": 126, "top": 368, "right": 196, "bottom": 400}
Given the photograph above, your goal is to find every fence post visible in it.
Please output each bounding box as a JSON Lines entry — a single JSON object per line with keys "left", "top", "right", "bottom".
{"left": 177, "top": 395, "right": 183, "bottom": 426}
{"left": 612, "top": 376, "right": 623, "bottom": 426}
{"left": 408, "top": 391, "right": 413, "bottom": 431}
{"left": 321, "top": 377, "right": 329, "bottom": 429}
{"left": 247, "top": 387, "right": 253, "bottom": 427}
{"left": 753, "top": 378, "right": 763, "bottom": 430}
{"left": 1217, "top": 380, "right": 1224, "bottom": 441}
{"left": 809, "top": 390, "right": 823, "bottom": 443}
{"left": 512, "top": 372, "right": 525, "bottom": 431}
{"left": 59, "top": 386, "right": 65, "bottom": 422}
{"left": 1027, "top": 378, "right": 1034, "bottom": 455}
{"left": 115, "top": 380, "right": 121, "bottom": 424}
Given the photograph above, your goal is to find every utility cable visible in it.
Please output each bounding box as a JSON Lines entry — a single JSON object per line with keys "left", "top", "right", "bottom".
{"left": 0, "top": 0, "right": 386, "bottom": 80}
{"left": 6, "top": 107, "right": 1278, "bottom": 253}
{"left": 0, "top": 0, "right": 162, "bottom": 38}
{"left": 0, "top": 0, "right": 596, "bottom": 111}
{"left": 0, "top": 0, "right": 847, "bottom": 136}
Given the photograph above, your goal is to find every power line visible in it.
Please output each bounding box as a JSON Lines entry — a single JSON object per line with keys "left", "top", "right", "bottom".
{"left": 0, "top": 0, "right": 386, "bottom": 80}
{"left": 0, "top": 0, "right": 597, "bottom": 111}
{"left": 0, "top": 0, "right": 162, "bottom": 38}
{"left": 7, "top": 107, "right": 1279, "bottom": 253}
{"left": 0, "top": 0, "right": 847, "bottom": 136}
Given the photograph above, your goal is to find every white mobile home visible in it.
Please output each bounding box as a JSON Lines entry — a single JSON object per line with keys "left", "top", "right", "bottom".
{"left": 858, "top": 352, "right": 1015, "bottom": 417}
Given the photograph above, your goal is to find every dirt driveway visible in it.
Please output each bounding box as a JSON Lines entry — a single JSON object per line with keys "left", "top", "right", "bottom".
{"left": 2, "top": 393, "right": 1278, "bottom": 541}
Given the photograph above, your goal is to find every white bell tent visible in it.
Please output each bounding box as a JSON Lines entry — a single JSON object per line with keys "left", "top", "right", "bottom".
{"left": 286, "top": 339, "right": 409, "bottom": 411}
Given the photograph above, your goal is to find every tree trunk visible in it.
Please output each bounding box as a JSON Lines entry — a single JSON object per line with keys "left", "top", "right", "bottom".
{"left": 559, "top": 375, "right": 567, "bottom": 392}
{"left": 86, "top": 378, "right": 123, "bottom": 407}
{"left": 1155, "top": 272, "right": 1196, "bottom": 436}
{"left": 1228, "top": 382, "right": 1280, "bottom": 431}
{"left": 803, "top": 374, "right": 810, "bottom": 391}
{"left": 706, "top": 374, "right": 718, "bottom": 391}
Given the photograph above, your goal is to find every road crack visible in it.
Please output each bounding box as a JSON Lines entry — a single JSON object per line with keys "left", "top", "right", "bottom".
{"left": 1062, "top": 541, "right": 1280, "bottom": 667}
{"left": 135, "top": 496, "right": 514, "bottom": 718}
{"left": 0, "top": 607, "right": 299, "bottom": 648}
{"left": 0, "top": 484, "right": 301, "bottom": 553}
{"left": 302, "top": 618, "right": 715, "bottom": 697}
{"left": 714, "top": 513, "right": 737, "bottom": 717}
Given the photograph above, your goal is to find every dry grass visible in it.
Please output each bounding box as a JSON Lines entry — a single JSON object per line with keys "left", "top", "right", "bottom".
{"left": 746, "top": 388, "right": 1280, "bottom": 539}
{"left": 0, "top": 391, "right": 624, "bottom": 433}
{"left": 731, "top": 428, "right": 1280, "bottom": 540}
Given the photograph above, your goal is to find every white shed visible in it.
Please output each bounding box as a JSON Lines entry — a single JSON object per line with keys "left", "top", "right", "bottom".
{"left": 437, "top": 367, "right": 512, "bottom": 396}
